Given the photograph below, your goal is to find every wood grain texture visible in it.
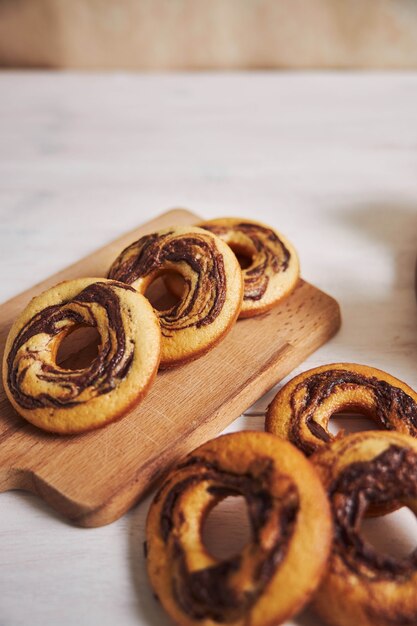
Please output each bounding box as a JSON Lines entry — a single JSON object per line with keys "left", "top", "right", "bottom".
{"left": 0, "top": 208, "right": 340, "bottom": 527}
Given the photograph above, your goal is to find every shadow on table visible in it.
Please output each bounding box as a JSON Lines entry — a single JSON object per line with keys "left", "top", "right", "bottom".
{"left": 326, "top": 201, "right": 417, "bottom": 374}
{"left": 128, "top": 494, "right": 173, "bottom": 626}
{"left": 2, "top": 489, "right": 66, "bottom": 523}
{"left": 335, "top": 202, "right": 417, "bottom": 287}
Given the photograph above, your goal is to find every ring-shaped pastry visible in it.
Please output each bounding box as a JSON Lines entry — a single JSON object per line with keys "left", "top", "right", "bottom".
{"left": 2, "top": 278, "right": 160, "bottom": 434}
{"left": 266, "top": 363, "right": 417, "bottom": 456}
{"left": 146, "top": 431, "right": 332, "bottom": 626}
{"left": 108, "top": 226, "right": 243, "bottom": 368}
{"left": 197, "top": 218, "right": 300, "bottom": 317}
{"left": 312, "top": 430, "right": 417, "bottom": 626}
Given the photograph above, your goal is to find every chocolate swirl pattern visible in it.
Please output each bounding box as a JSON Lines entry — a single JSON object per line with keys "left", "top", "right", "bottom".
{"left": 2, "top": 278, "right": 161, "bottom": 433}
{"left": 197, "top": 218, "right": 300, "bottom": 317}
{"left": 146, "top": 432, "right": 332, "bottom": 626}
{"left": 108, "top": 226, "right": 243, "bottom": 368}
{"left": 312, "top": 431, "right": 417, "bottom": 626}
{"left": 266, "top": 363, "right": 417, "bottom": 456}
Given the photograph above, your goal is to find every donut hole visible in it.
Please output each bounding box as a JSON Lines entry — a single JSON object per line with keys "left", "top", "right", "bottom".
{"left": 145, "top": 272, "right": 186, "bottom": 311}
{"left": 228, "top": 243, "right": 254, "bottom": 270}
{"left": 328, "top": 411, "right": 380, "bottom": 436}
{"left": 360, "top": 506, "right": 417, "bottom": 560}
{"left": 56, "top": 325, "right": 101, "bottom": 370}
{"left": 202, "top": 495, "right": 251, "bottom": 559}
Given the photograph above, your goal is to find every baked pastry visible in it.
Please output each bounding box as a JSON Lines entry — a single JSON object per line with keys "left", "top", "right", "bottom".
{"left": 2, "top": 278, "right": 160, "bottom": 434}
{"left": 146, "top": 431, "right": 332, "bottom": 626}
{"left": 197, "top": 218, "right": 300, "bottom": 317}
{"left": 312, "top": 430, "right": 417, "bottom": 626}
{"left": 108, "top": 226, "right": 243, "bottom": 368}
{"left": 266, "top": 363, "right": 417, "bottom": 456}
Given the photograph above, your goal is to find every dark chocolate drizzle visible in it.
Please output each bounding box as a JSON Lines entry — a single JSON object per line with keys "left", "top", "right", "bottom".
{"left": 108, "top": 231, "right": 227, "bottom": 337}
{"left": 289, "top": 369, "right": 417, "bottom": 455}
{"left": 158, "top": 455, "right": 299, "bottom": 622}
{"left": 330, "top": 445, "right": 417, "bottom": 581}
{"left": 202, "top": 221, "right": 291, "bottom": 301}
{"left": 7, "top": 281, "right": 136, "bottom": 410}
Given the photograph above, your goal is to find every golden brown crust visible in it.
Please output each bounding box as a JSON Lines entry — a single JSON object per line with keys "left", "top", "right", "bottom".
{"left": 197, "top": 218, "right": 300, "bottom": 318}
{"left": 146, "top": 431, "right": 332, "bottom": 626}
{"left": 312, "top": 431, "right": 417, "bottom": 626}
{"left": 2, "top": 278, "right": 161, "bottom": 434}
{"left": 108, "top": 226, "right": 243, "bottom": 368}
{"left": 266, "top": 363, "right": 417, "bottom": 456}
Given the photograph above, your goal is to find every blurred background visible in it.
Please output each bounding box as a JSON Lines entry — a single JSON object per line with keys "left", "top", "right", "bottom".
{"left": 1, "top": 0, "right": 417, "bottom": 70}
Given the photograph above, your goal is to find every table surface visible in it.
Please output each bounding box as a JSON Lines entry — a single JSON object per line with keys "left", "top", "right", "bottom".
{"left": 0, "top": 71, "right": 416, "bottom": 626}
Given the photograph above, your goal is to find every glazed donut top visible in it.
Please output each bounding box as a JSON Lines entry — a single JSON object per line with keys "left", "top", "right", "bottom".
{"left": 5, "top": 280, "right": 144, "bottom": 411}
{"left": 199, "top": 218, "right": 298, "bottom": 301}
{"left": 146, "top": 431, "right": 332, "bottom": 626}
{"left": 300, "top": 368, "right": 416, "bottom": 442}
{"left": 108, "top": 227, "right": 229, "bottom": 337}
{"left": 266, "top": 363, "right": 417, "bottom": 456}
{"left": 158, "top": 454, "right": 299, "bottom": 622}
{"left": 314, "top": 432, "right": 417, "bottom": 582}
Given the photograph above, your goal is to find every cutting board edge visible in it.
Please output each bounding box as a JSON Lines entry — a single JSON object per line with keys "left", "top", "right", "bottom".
{"left": 0, "top": 208, "right": 342, "bottom": 527}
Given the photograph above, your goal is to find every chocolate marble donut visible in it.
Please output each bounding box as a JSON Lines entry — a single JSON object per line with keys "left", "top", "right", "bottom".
{"left": 266, "top": 363, "right": 417, "bottom": 456}
{"left": 2, "top": 278, "right": 161, "bottom": 434}
{"left": 312, "top": 431, "right": 417, "bottom": 626}
{"left": 146, "top": 431, "right": 332, "bottom": 626}
{"left": 197, "top": 218, "right": 300, "bottom": 317}
{"left": 108, "top": 226, "right": 243, "bottom": 368}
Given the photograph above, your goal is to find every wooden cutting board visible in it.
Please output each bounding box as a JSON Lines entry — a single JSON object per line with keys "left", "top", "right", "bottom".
{"left": 0, "top": 209, "right": 341, "bottom": 527}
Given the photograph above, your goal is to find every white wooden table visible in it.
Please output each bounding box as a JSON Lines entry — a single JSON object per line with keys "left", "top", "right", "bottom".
{"left": 0, "top": 72, "right": 416, "bottom": 626}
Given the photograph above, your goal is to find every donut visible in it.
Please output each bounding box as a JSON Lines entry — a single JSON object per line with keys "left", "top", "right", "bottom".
{"left": 266, "top": 363, "right": 417, "bottom": 456}
{"left": 311, "top": 430, "right": 417, "bottom": 626}
{"left": 146, "top": 431, "right": 332, "bottom": 626}
{"left": 196, "top": 218, "right": 300, "bottom": 317}
{"left": 2, "top": 278, "right": 161, "bottom": 434}
{"left": 108, "top": 226, "right": 243, "bottom": 368}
